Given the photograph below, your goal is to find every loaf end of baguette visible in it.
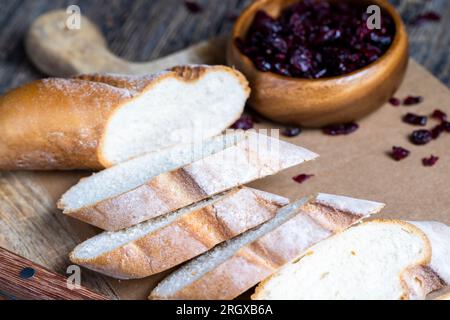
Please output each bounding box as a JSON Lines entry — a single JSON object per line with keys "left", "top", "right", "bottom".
{"left": 0, "top": 65, "right": 250, "bottom": 170}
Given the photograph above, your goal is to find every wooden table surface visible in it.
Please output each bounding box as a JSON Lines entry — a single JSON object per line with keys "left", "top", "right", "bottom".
{"left": 0, "top": 0, "right": 449, "bottom": 94}
{"left": 0, "top": 0, "right": 448, "bottom": 301}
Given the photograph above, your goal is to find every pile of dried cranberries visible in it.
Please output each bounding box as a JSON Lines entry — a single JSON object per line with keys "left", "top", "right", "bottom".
{"left": 236, "top": 0, "right": 396, "bottom": 78}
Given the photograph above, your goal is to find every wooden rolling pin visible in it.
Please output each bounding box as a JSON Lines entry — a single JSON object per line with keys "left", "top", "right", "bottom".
{"left": 0, "top": 247, "right": 107, "bottom": 300}
{"left": 26, "top": 10, "right": 226, "bottom": 77}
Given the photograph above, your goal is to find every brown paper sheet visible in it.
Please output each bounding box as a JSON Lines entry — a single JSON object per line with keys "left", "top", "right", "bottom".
{"left": 0, "top": 39, "right": 449, "bottom": 300}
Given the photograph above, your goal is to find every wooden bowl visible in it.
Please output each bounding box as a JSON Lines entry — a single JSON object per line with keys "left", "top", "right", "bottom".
{"left": 227, "top": 0, "right": 409, "bottom": 127}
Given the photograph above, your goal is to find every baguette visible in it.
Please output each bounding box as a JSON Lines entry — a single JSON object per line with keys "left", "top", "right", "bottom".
{"left": 69, "top": 187, "right": 288, "bottom": 279}
{"left": 149, "top": 194, "right": 384, "bottom": 300}
{"left": 253, "top": 220, "right": 450, "bottom": 300}
{"left": 0, "top": 65, "right": 249, "bottom": 170}
{"left": 59, "top": 132, "right": 318, "bottom": 231}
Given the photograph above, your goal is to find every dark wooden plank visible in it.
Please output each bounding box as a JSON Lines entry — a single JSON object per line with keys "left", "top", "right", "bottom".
{"left": 0, "top": 0, "right": 448, "bottom": 93}
{"left": 0, "top": 170, "right": 120, "bottom": 299}
{"left": 0, "top": 247, "right": 108, "bottom": 300}
{"left": 391, "top": 0, "right": 450, "bottom": 87}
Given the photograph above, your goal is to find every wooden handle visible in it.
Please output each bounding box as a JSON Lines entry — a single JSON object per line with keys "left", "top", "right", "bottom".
{"left": 25, "top": 10, "right": 226, "bottom": 77}
{"left": 0, "top": 247, "right": 107, "bottom": 300}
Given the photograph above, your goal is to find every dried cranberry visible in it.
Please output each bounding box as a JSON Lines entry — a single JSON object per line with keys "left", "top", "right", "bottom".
{"left": 271, "top": 37, "right": 288, "bottom": 53}
{"left": 273, "top": 63, "right": 291, "bottom": 76}
{"left": 252, "top": 11, "right": 282, "bottom": 34}
{"left": 361, "top": 44, "right": 381, "bottom": 63}
{"left": 281, "top": 127, "right": 302, "bottom": 137}
{"left": 236, "top": 1, "right": 395, "bottom": 79}
{"left": 254, "top": 57, "right": 272, "bottom": 72}
{"left": 391, "top": 146, "right": 410, "bottom": 161}
{"left": 422, "top": 155, "right": 439, "bottom": 167}
{"left": 322, "top": 122, "right": 359, "bottom": 136}
{"left": 231, "top": 115, "right": 254, "bottom": 130}
{"left": 403, "top": 96, "right": 423, "bottom": 106}
{"left": 184, "top": 0, "right": 203, "bottom": 13}
{"left": 431, "top": 109, "right": 447, "bottom": 122}
{"left": 410, "top": 11, "right": 441, "bottom": 26}
{"left": 389, "top": 97, "right": 401, "bottom": 106}
{"left": 431, "top": 124, "right": 445, "bottom": 139}
{"left": 402, "top": 113, "right": 427, "bottom": 126}
{"left": 293, "top": 174, "right": 314, "bottom": 184}
{"left": 317, "top": 28, "right": 342, "bottom": 44}
{"left": 290, "top": 47, "right": 315, "bottom": 74}
{"left": 410, "top": 129, "right": 432, "bottom": 145}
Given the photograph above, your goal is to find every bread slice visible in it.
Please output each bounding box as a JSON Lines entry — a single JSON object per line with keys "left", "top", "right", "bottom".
{"left": 0, "top": 65, "right": 249, "bottom": 170}
{"left": 436, "top": 292, "right": 450, "bottom": 300}
{"left": 70, "top": 187, "right": 288, "bottom": 279}
{"left": 403, "top": 221, "right": 450, "bottom": 299}
{"left": 149, "top": 194, "right": 384, "bottom": 300}
{"left": 59, "top": 132, "right": 318, "bottom": 231}
{"left": 252, "top": 219, "right": 446, "bottom": 300}
{"left": 59, "top": 131, "right": 245, "bottom": 224}
{"left": 409, "top": 221, "right": 450, "bottom": 285}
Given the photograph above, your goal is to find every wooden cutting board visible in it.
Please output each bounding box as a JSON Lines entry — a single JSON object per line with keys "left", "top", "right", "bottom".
{"left": 1, "top": 38, "right": 449, "bottom": 299}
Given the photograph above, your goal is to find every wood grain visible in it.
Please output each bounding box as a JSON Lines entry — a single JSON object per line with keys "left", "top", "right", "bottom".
{"left": 0, "top": 170, "right": 120, "bottom": 298}
{"left": 0, "top": 0, "right": 448, "bottom": 301}
{"left": 0, "top": 0, "right": 449, "bottom": 93}
{"left": 0, "top": 247, "right": 107, "bottom": 300}
{"left": 25, "top": 11, "right": 227, "bottom": 77}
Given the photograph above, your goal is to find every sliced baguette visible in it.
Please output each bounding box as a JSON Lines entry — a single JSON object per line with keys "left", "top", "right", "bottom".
{"left": 0, "top": 65, "right": 249, "bottom": 170}
{"left": 59, "top": 132, "right": 318, "bottom": 231}
{"left": 70, "top": 187, "right": 288, "bottom": 279}
{"left": 253, "top": 219, "right": 449, "bottom": 300}
{"left": 59, "top": 131, "right": 245, "bottom": 221}
{"left": 149, "top": 194, "right": 384, "bottom": 300}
